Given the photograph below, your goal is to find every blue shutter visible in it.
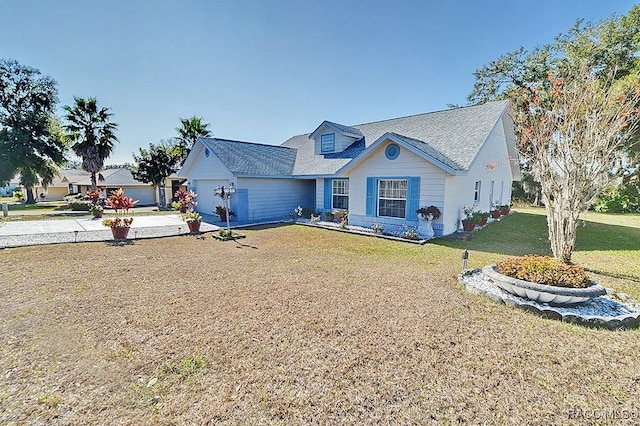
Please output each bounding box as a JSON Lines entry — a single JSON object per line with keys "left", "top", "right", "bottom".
{"left": 407, "top": 177, "right": 420, "bottom": 221}
{"left": 324, "top": 179, "right": 332, "bottom": 210}
{"left": 366, "top": 177, "right": 376, "bottom": 216}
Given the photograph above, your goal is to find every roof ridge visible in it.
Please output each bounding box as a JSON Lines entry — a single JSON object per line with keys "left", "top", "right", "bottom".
{"left": 350, "top": 100, "right": 508, "bottom": 128}
{"left": 204, "top": 137, "right": 296, "bottom": 151}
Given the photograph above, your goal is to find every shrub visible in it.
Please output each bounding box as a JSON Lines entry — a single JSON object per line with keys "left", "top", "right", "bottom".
{"left": 593, "top": 184, "right": 640, "bottom": 213}
{"left": 496, "top": 255, "right": 591, "bottom": 288}
{"left": 64, "top": 194, "right": 91, "bottom": 211}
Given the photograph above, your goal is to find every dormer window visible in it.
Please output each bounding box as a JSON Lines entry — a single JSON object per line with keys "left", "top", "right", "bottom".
{"left": 321, "top": 133, "right": 335, "bottom": 153}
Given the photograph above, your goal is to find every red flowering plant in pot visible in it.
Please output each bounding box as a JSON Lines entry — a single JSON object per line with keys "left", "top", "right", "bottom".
{"left": 102, "top": 188, "right": 138, "bottom": 239}
{"left": 86, "top": 189, "right": 105, "bottom": 218}
{"left": 172, "top": 189, "right": 197, "bottom": 213}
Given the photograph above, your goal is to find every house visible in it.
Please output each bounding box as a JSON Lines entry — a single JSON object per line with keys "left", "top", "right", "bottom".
{"left": 178, "top": 100, "right": 520, "bottom": 236}
{"left": 34, "top": 169, "right": 156, "bottom": 205}
{"left": 0, "top": 175, "right": 21, "bottom": 197}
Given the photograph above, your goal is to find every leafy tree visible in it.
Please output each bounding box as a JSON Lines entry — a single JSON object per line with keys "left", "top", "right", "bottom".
{"left": 469, "top": 6, "right": 640, "bottom": 263}
{"left": 513, "top": 65, "right": 640, "bottom": 263}
{"left": 132, "top": 141, "right": 180, "bottom": 207}
{"left": 174, "top": 116, "right": 212, "bottom": 164}
{"left": 0, "top": 59, "right": 67, "bottom": 200}
{"left": 63, "top": 97, "right": 118, "bottom": 190}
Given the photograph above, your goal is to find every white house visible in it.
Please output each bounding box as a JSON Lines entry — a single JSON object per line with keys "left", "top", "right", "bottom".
{"left": 178, "top": 100, "right": 520, "bottom": 236}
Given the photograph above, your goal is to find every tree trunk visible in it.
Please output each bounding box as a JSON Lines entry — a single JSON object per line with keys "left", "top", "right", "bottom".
{"left": 24, "top": 186, "right": 36, "bottom": 204}
{"left": 544, "top": 200, "right": 579, "bottom": 264}
{"left": 90, "top": 172, "right": 97, "bottom": 191}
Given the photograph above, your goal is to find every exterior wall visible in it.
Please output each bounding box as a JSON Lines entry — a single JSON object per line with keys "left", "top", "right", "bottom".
{"left": 237, "top": 177, "right": 315, "bottom": 222}
{"left": 312, "top": 124, "right": 358, "bottom": 154}
{"left": 38, "top": 186, "right": 69, "bottom": 201}
{"left": 443, "top": 120, "right": 515, "bottom": 233}
{"left": 183, "top": 143, "right": 234, "bottom": 182}
{"left": 192, "top": 176, "right": 315, "bottom": 222}
{"left": 344, "top": 140, "right": 447, "bottom": 235}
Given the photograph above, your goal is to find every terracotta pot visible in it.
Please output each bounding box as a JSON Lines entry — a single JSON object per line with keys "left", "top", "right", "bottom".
{"left": 462, "top": 219, "right": 476, "bottom": 232}
{"left": 480, "top": 217, "right": 488, "bottom": 226}
{"left": 93, "top": 211, "right": 103, "bottom": 219}
{"left": 187, "top": 220, "right": 201, "bottom": 232}
{"left": 500, "top": 207, "right": 510, "bottom": 215}
{"left": 180, "top": 206, "right": 187, "bottom": 213}
{"left": 490, "top": 210, "right": 501, "bottom": 219}
{"left": 111, "top": 227, "right": 130, "bottom": 240}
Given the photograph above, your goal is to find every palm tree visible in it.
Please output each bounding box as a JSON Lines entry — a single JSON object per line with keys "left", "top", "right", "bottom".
{"left": 175, "top": 116, "right": 212, "bottom": 164}
{"left": 63, "top": 97, "right": 118, "bottom": 190}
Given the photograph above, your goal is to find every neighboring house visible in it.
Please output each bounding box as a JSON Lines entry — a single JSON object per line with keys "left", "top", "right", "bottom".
{"left": 179, "top": 100, "right": 520, "bottom": 236}
{"left": 0, "top": 175, "right": 21, "bottom": 197}
{"left": 34, "top": 169, "right": 156, "bottom": 205}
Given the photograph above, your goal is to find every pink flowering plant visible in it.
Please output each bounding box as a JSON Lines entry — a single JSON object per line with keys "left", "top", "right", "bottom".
{"left": 172, "top": 189, "right": 198, "bottom": 212}
{"left": 102, "top": 187, "right": 138, "bottom": 228}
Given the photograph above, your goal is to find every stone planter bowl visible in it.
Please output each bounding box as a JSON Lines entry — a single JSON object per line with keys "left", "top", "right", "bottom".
{"left": 482, "top": 264, "right": 606, "bottom": 306}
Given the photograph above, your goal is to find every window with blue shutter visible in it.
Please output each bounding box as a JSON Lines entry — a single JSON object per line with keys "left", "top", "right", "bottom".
{"left": 366, "top": 178, "right": 376, "bottom": 216}
{"left": 324, "top": 179, "right": 332, "bottom": 210}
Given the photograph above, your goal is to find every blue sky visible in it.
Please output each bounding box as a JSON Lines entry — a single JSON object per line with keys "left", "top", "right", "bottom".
{"left": 1, "top": 0, "right": 636, "bottom": 165}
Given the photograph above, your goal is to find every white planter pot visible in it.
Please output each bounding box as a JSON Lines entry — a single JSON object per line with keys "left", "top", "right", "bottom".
{"left": 482, "top": 264, "right": 606, "bottom": 306}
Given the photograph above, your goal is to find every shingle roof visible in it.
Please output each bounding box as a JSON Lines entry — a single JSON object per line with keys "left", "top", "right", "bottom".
{"left": 74, "top": 169, "right": 149, "bottom": 186}
{"left": 200, "top": 138, "right": 297, "bottom": 176}
{"left": 191, "top": 101, "right": 509, "bottom": 178}
{"left": 283, "top": 100, "right": 509, "bottom": 175}
{"left": 322, "top": 121, "right": 364, "bottom": 137}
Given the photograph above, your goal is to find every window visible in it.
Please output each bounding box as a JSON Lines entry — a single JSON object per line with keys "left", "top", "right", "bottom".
{"left": 378, "top": 179, "right": 407, "bottom": 218}
{"left": 474, "top": 180, "right": 481, "bottom": 203}
{"left": 489, "top": 181, "right": 494, "bottom": 206}
{"left": 320, "top": 133, "right": 335, "bottom": 152}
{"left": 332, "top": 179, "right": 349, "bottom": 209}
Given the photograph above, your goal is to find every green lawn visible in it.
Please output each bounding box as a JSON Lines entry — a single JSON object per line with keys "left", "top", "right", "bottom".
{"left": 1, "top": 208, "right": 639, "bottom": 423}
{"left": 438, "top": 206, "right": 640, "bottom": 295}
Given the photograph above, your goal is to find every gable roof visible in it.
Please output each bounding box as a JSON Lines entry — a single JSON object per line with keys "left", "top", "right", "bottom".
{"left": 308, "top": 120, "right": 364, "bottom": 140}
{"left": 283, "top": 100, "right": 510, "bottom": 176}
{"left": 199, "top": 138, "right": 297, "bottom": 176}
{"left": 178, "top": 100, "right": 512, "bottom": 179}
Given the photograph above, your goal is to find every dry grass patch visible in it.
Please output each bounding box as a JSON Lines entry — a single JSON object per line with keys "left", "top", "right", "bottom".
{"left": 1, "top": 225, "right": 639, "bottom": 424}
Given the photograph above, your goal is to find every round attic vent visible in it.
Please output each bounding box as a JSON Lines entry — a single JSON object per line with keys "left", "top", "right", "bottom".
{"left": 385, "top": 143, "right": 400, "bottom": 160}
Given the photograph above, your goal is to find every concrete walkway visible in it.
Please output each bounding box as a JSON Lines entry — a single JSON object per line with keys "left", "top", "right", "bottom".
{"left": 0, "top": 215, "right": 219, "bottom": 248}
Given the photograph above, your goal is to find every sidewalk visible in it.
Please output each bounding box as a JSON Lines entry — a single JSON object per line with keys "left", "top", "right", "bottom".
{"left": 0, "top": 215, "right": 219, "bottom": 248}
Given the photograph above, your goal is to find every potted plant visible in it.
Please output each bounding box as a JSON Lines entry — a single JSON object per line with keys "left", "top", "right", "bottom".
{"left": 173, "top": 189, "right": 198, "bottom": 213}
{"left": 490, "top": 201, "right": 502, "bottom": 219}
{"left": 325, "top": 211, "right": 335, "bottom": 222}
{"left": 483, "top": 255, "right": 606, "bottom": 305}
{"left": 416, "top": 205, "right": 441, "bottom": 239}
{"left": 500, "top": 203, "right": 511, "bottom": 216}
{"left": 416, "top": 205, "right": 441, "bottom": 221}
{"left": 102, "top": 187, "right": 138, "bottom": 239}
{"left": 90, "top": 204, "right": 104, "bottom": 219}
{"left": 477, "top": 211, "right": 490, "bottom": 226}
{"left": 215, "top": 205, "right": 234, "bottom": 222}
{"left": 86, "top": 189, "right": 104, "bottom": 218}
{"left": 461, "top": 205, "right": 477, "bottom": 232}
{"left": 182, "top": 211, "right": 202, "bottom": 232}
